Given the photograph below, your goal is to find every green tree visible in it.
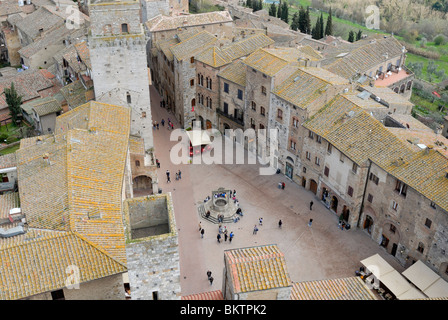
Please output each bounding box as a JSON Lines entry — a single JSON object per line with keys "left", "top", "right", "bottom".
{"left": 304, "top": 6, "right": 311, "bottom": 34}
{"left": 324, "top": 7, "right": 333, "bottom": 36}
{"left": 297, "top": 6, "right": 306, "bottom": 33}
{"left": 319, "top": 12, "right": 324, "bottom": 39}
{"left": 281, "top": 1, "right": 288, "bottom": 23}
{"left": 246, "top": 0, "right": 252, "bottom": 8}
{"left": 356, "top": 29, "right": 362, "bottom": 41}
{"left": 312, "top": 12, "right": 323, "bottom": 39}
{"left": 348, "top": 30, "right": 355, "bottom": 43}
{"left": 291, "top": 11, "right": 299, "bottom": 31}
{"left": 277, "top": 0, "right": 283, "bottom": 19}
{"left": 269, "top": 2, "right": 277, "bottom": 16}
{"left": 3, "top": 82, "right": 22, "bottom": 125}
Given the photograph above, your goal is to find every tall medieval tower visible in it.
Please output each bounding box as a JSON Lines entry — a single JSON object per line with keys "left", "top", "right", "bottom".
{"left": 88, "top": 0, "right": 154, "bottom": 151}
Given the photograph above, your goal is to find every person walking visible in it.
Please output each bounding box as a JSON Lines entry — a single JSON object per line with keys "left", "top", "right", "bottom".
{"left": 229, "top": 231, "right": 234, "bottom": 243}
{"left": 156, "top": 122, "right": 159, "bottom": 130}
{"left": 170, "top": 122, "right": 174, "bottom": 130}
{"left": 207, "top": 270, "right": 212, "bottom": 280}
{"left": 253, "top": 225, "right": 258, "bottom": 235}
{"left": 209, "top": 276, "right": 214, "bottom": 285}
{"left": 310, "top": 201, "right": 314, "bottom": 210}
{"left": 199, "top": 222, "right": 202, "bottom": 232}
{"left": 259, "top": 217, "right": 263, "bottom": 226}
{"left": 224, "top": 230, "right": 228, "bottom": 242}
{"left": 278, "top": 219, "right": 283, "bottom": 229}
{"left": 201, "top": 228, "right": 205, "bottom": 238}
{"left": 175, "top": 172, "right": 179, "bottom": 180}
{"left": 156, "top": 159, "right": 160, "bottom": 168}
{"left": 178, "top": 170, "right": 182, "bottom": 180}
{"left": 308, "top": 219, "right": 313, "bottom": 227}
{"left": 217, "top": 233, "right": 221, "bottom": 243}
{"left": 161, "top": 119, "right": 165, "bottom": 126}
{"left": 166, "top": 170, "right": 171, "bottom": 183}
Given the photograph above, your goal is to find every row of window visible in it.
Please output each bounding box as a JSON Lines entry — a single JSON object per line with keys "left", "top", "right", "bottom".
{"left": 197, "top": 74, "right": 212, "bottom": 89}
{"left": 197, "top": 93, "right": 212, "bottom": 109}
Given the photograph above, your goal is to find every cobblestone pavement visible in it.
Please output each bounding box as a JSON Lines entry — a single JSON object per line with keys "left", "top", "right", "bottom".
{"left": 149, "top": 85, "right": 405, "bottom": 297}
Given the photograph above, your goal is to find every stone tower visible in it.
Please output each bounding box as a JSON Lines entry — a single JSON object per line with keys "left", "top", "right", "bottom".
{"left": 88, "top": 0, "right": 154, "bottom": 151}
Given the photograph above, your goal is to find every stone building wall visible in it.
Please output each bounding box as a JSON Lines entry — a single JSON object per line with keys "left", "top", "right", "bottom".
{"left": 88, "top": 1, "right": 154, "bottom": 150}
{"left": 218, "top": 76, "right": 245, "bottom": 132}
{"left": 25, "top": 274, "right": 125, "bottom": 300}
{"left": 195, "top": 62, "right": 221, "bottom": 128}
{"left": 359, "top": 161, "right": 448, "bottom": 279}
{"left": 123, "top": 193, "right": 181, "bottom": 300}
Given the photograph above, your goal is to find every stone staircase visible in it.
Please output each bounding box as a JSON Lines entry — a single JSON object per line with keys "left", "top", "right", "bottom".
{"left": 197, "top": 203, "right": 235, "bottom": 224}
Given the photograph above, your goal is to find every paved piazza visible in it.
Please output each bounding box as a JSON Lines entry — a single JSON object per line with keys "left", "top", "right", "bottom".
{"left": 149, "top": 86, "right": 404, "bottom": 297}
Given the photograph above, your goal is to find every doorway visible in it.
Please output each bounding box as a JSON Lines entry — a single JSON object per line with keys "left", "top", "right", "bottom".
{"left": 206, "top": 120, "right": 212, "bottom": 130}
{"left": 330, "top": 196, "right": 338, "bottom": 213}
{"left": 364, "top": 215, "right": 374, "bottom": 234}
{"left": 285, "top": 162, "right": 293, "bottom": 179}
{"left": 301, "top": 177, "right": 306, "bottom": 188}
{"left": 391, "top": 243, "right": 398, "bottom": 257}
{"left": 342, "top": 205, "right": 350, "bottom": 222}
{"left": 309, "top": 179, "right": 317, "bottom": 194}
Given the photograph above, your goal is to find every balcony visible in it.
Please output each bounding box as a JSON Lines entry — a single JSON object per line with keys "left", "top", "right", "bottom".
{"left": 216, "top": 108, "right": 244, "bottom": 127}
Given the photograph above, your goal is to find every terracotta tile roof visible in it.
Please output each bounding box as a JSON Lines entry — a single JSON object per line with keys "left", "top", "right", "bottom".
{"left": 170, "top": 31, "right": 218, "bottom": 62}
{"left": 387, "top": 127, "right": 448, "bottom": 158}
{"left": 156, "top": 37, "right": 180, "bottom": 62}
{"left": 0, "top": 69, "right": 54, "bottom": 109}
{"left": 2, "top": 101, "right": 131, "bottom": 299}
{"left": 145, "top": 11, "right": 232, "bottom": 32}
{"left": 378, "top": 149, "right": 448, "bottom": 212}
{"left": 0, "top": 232, "right": 127, "bottom": 300}
{"left": 291, "top": 277, "right": 378, "bottom": 300}
{"left": 323, "top": 37, "right": 405, "bottom": 80}
{"left": 218, "top": 60, "right": 247, "bottom": 87}
{"left": 19, "top": 24, "right": 87, "bottom": 59}
{"left": 14, "top": 6, "right": 64, "bottom": 40}
{"left": 182, "top": 290, "right": 224, "bottom": 300}
{"left": 0, "top": 192, "right": 19, "bottom": 221}
{"left": 176, "top": 28, "right": 200, "bottom": 42}
{"left": 0, "top": 153, "right": 17, "bottom": 169}
{"left": 59, "top": 80, "right": 88, "bottom": 108}
{"left": 304, "top": 94, "right": 448, "bottom": 211}
{"left": 222, "top": 34, "right": 275, "bottom": 61}
{"left": 31, "top": 97, "right": 62, "bottom": 116}
{"left": 361, "top": 85, "right": 414, "bottom": 107}
{"left": 303, "top": 94, "right": 415, "bottom": 167}
{"left": 74, "top": 41, "right": 91, "bottom": 70}
{"left": 195, "top": 46, "right": 232, "bottom": 68}
{"left": 224, "top": 245, "right": 291, "bottom": 293}
{"left": 242, "top": 47, "right": 317, "bottom": 77}
{"left": 274, "top": 67, "right": 348, "bottom": 109}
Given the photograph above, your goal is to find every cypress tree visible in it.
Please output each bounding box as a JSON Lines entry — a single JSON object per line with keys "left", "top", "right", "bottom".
{"left": 269, "top": 2, "right": 277, "bottom": 16}
{"left": 325, "top": 7, "right": 333, "bottom": 36}
{"left": 281, "top": 1, "right": 288, "bottom": 23}
{"left": 3, "top": 82, "right": 22, "bottom": 125}
{"left": 305, "top": 6, "right": 311, "bottom": 34}
{"left": 319, "top": 12, "right": 324, "bottom": 39}
{"left": 348, "top": 30, "right": 355, "bottom": 42}
{"left": 312, "top": 14, "right": 322, "bottom": 39}
{"left": 247, "top": 0, "right": 252, "bottom": 8}
{"left": 356, "top": 29, "right": 362, "bottom": 41}
{"left": 291, "top": 12, "right": 299, "bottom": 31}
{"left": 277, "top": 0, "right": 283, "bottom": 18}
{"left": 298, "top": 6, "right": 306, "bottom": 33}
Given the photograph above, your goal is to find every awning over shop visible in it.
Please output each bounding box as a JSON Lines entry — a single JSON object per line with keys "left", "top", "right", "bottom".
{"left": 402, "top": 260, "right": 448, "bottom": 298}
{"left": 361, "top": 254, "right": 426, "bottom": 299}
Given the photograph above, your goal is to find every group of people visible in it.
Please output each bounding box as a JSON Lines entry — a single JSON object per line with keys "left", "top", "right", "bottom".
{"left": 216, "top": 224, "right": 234, "bottom": 243}
{"left": 165, "top": 169, "right": 182, "bottom": 183}
{"left": 160, "top": 118, "right": 174, "bottom": 130}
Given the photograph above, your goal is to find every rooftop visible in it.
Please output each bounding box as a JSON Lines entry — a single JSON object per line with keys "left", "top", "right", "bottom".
{"left": 1, "top": 101, "right": 131, "bottom": 300}
{"left": 217, "top": 59, "right": 247, "bottom": 87}
{"left": 170, "top": 30, "right": 218, "bottom": 62}
{"left": 224, "top": 244, "right": 291, "bottom": 293}
{"left": 145, "top": 11, "right": 233, "bottom": 32}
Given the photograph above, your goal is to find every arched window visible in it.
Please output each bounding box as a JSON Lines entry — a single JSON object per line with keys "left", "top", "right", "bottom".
{"left": 126, "top": 92, "right": 131, "bottom": 104}
{"left": 135, "top": 160, "right": 140, "bottom": 167}
{"left": 198, "top": 73, "right": 201, "bottom": 86}
{"left": 209, "top": 79, "right": 212, "bottom": 90}
{"left": 191, "top": 98, "right": 196, "bottom": 112}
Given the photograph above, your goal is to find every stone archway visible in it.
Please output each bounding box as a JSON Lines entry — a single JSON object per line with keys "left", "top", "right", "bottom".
{"left": 133, "top": 175, "right": 153, "bottom": 195}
